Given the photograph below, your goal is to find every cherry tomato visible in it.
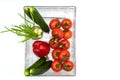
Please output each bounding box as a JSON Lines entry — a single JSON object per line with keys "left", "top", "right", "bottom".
{"left": 64, "top": 30, "right": 72, "bottom": 39}
{"left": 49, "top": 18, "right": 61, "bottom": 30}
{"left": 49, "top": 38, "right": 59, "bottom": 49}
{"left": 33, "top": 41, "right": 50, "bottom": 58}
{"left": 59, "top": 49, "right": 70, "bottom": 61}
{"left": 59, "top": 39, "right": 70, "bottom": 49}
{"left": 51, "top": 60, "right": 62, "bottom": 72}
{"left": 63, "top": 61, "right": 74, "bottom": 71}
{"left": 61, "top": 18, "right": 72, "bottom": 30}
{"left": 52, "top": 29, "right": 64, "bottom": 39}
{"left": 52, "top": 49, "right": 61, "bottom": 60}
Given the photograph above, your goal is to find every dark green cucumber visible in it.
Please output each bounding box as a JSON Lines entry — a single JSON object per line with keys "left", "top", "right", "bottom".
{"left": 30, "top": 60, "right": 52, "bottom": 75}
{"left": 24, "top": 7, "right": 50, "bottom": 33}
{"left": 24, "top": 57, "right": 46, "bottom": 76}
{"left": 24, "top": 7, "right": 31, "bottom": 19}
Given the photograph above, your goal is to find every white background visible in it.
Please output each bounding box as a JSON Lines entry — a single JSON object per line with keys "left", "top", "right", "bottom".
{"left": 0, "top": 0, "right": 120, "bottom": 80}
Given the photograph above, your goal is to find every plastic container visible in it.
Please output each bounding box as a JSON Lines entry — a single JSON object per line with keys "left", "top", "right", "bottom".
{"left": 24, "top": 6, "right": 76, "bottom": 76}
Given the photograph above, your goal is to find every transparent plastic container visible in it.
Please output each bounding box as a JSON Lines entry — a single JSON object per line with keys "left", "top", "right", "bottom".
{"left": 25, "top": 6, "right": 76, "bottom": 76}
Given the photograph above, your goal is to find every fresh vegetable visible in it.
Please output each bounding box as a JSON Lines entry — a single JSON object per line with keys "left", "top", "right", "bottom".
{"left": 33, "top": 41, "right": 50, "bottom": 57}
{"left": 61, "top": 18, "right": 72, "bottom": 30}
{"left": 24, "top": 7, "right": 50, "bottom": 33}
{"left": 63, "top": 30, "right": 72, "bottom": 39}
{"left": 24, "top": 7, "right": 32, "bottom": 19}
{"left": 52, "top": 49, "right": 61, "bottom": 60}
{"left": 52, "top": 29, "right": 64, "bottom": 39}
{"left": 0, "top": 24, "right": 43, "bottom": 42}
{"left": 30, "top": 60, "right": 52, "bottom": 75}
{"left": 49, "top": 18, "right": 74, "bottom": 72}
{"left": 0, "top": 12, "right": 43, "bottom": 42}
{"left": 49, "top": 38, "right": 59, "bottom": 49}
{"left": 63, "top": 61, "right": 74, "bottom": 71}
{"left": 59, "top": 39, "right": 70, "bottom": 49}
{"left": 49, "top": 18, "right": 61, "bottom": 30}
{"left": 59, "top": 49, "right": 70, "bottom": 61}
{"left": 51, "top": 60, "right": 62, "bottom": 72}
{"left": 33, "top": 26, "right": 43, "bottom": 39}
{"left": 24, "top": 57, "right": 46, "bottom": 76}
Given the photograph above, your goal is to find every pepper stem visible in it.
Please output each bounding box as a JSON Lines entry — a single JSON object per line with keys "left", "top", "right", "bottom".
{"left": 45, "top": 56, "right": 49, "bottom": 60}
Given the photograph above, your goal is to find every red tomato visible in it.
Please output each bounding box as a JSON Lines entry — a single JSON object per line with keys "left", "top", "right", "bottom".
{"left": 49, "top": 18, "right": 61, "bottom": 30}
{"left": 33, "top": 41, "right": 50, "bottom": 58}
{"left": 64, "top": 30, "right": 72, "bottom": 39}
{"left": 59, "top": 39, "right": 70, "bottom": 49}
{"left": 52, "top": 49, "right": 61, "bottom": 60}
{"left": 49, "top": 38, "right": 59, "bottom": 49}
{"left": 59, "top": 49, "right": 70, "bottom": 61}
{"left": 51, "top": 60, "right": 62, "bottom": 72}
{"left": 61, "top": 18, "right": 72, "bottom": 30}
{"left": 52, "top": 29, "right": 64, "bottom": 39}
{"left": 63, "top": 61, "right": 74, "bottom": 71}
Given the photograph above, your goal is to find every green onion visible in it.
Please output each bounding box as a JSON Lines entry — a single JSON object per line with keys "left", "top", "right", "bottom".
{"left": 0, "top": 14, "right": 43, "bottom": 42}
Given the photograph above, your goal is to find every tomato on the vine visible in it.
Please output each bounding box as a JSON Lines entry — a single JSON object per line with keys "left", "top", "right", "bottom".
{"left": 52, "top": 49, "right": 61, "bottom": 60}
{"left": 51, "top": 60, "right": 62, "bottom": 72}
{"left": 49, "top": 18, "right": 61, "bottom": 30}
{"left": 63, "top": 30, "right": 72, "bottom": 39}
{"left": 59, "top": 49, "right": 70, "bottom": 61}
{"left": 52, "top": 29, "right": 64, "bottom": 39}
{"left": 49, "top": 38, "right": 59, "bottom": 49}
{"left": 59, "top": 39, "right": 70, "bottom": 49}
{"left": 63, "top": 61, "right": 74, "bottom": 71}
{"left": 61, "top": 18, "right": 72, "bottom": 30}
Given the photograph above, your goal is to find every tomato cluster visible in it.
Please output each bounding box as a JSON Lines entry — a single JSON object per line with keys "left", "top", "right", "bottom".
{"left": 49, "top": 18, "right": 74, "bottom": 72}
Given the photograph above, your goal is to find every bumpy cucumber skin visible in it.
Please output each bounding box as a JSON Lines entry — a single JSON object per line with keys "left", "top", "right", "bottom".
{"left": 24, "top": 57, "right": 46, "bottom": 76}
{"left": 30, "top": 60, "right": 52, "bottom": 75}
{"left": 24, "top": 7, "right": 50, "bottom": 33}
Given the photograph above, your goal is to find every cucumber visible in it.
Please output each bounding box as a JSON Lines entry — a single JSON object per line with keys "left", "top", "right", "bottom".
{"left": 24, "top": 7, "right": 31, "bottom": 19}
{"left": 24, "top": 57, "right": 46, "bottom": 76}
{"left": 24, "top": 7, "right": 50, "bottom": 33}
{"left": 30, "top": 60, "right": 52, "bottom": 75}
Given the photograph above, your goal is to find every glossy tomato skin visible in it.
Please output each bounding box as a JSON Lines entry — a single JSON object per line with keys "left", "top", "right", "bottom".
{"left": 61, "top": 18, "right": 72, "bottom": 30}
{"left": 59, "top": 49, "right": 70, "bottom": 61}
{"left": 49, "top": 18, "right": 61, "bottom": 30}
{"left": 49, "top": 38, "right": 59, "bottom": 49}
{"left": 63, "top": 61, "right": 74, "bottom": 71}
{"left": 52, "top": 29, "right": 64, "bottom": 39}
{"left": 64, "top": 30, "right": 72, "bottom": 39}
{"left": 51, "top": 60, "right": 62, "bottom": 72}
{"left": 52, "top": 49, "right": 61, "bottom": 60}
{"left": 33, "top": 41, "right": 50, "bottom": 58}
{"left": 59, "top": 39, "right": 70, "bottom": 49}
